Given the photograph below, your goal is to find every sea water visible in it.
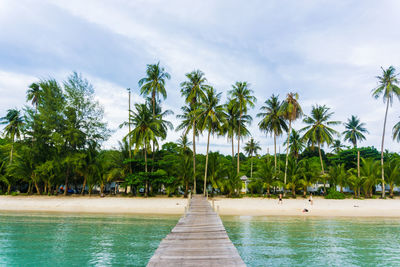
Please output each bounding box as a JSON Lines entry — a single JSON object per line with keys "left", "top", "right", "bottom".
{"left": 1, "top": 212, "right": 400, "bottom": 267}
{"left": 0, "top": 212, "right": 177, "bottom": 266}
{"left": 223, "top": 216, "right": 400, "bottom": 267}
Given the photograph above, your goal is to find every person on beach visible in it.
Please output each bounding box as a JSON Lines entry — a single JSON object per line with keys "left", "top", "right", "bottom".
{"left": 278, "top": 194, "right": 283, "bottom": 204}
{"left": 309, "top": 193, "right": 313, "bottom": 205}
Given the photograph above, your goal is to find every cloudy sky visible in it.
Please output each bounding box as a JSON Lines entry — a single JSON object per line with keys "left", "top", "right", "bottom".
{"left": 1, "top": 0, "right": 400, "bottom": 154}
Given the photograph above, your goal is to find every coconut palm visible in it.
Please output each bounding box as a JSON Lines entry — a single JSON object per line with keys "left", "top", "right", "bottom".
{"left": 301, "top": 105, "right": 340, "bottom": 173}
{"left": 244, "top": 138, "right": 261, "bottom": 179}
{"left": 343, "top": 115, "right": 368, "bottom": 148}
{"left": 283, "top": 129, "right": 304, "bottom": 160}
{"left": 384, "top": 158, "right": 400, "bottom": 198}
{"left": 128, "top": 103, "right": 161, "bottom": 197}
{"left": 26, "top": 83, "right": 42, "bottom": 112}
{"left": 176, "top": 104, "right": 201, "bottom": 193}
{"left": 222, "top": 99, "right": 252, "bottom": 164}
{"left": 372, "top": 66, "right": 400, "bottom": 198}
{"left": 257, "top": 94, "right": 288, "bottom": 171}
{"left": 198, "top": 87, "right": 226, "bottom": 196}
{"left": 177, "top": 134, "right": 192, "bottom": 197}
{"left": 138, "top": 62, "right": 170, "bottom": 116}
{"left": 255, "top": 156, "right": 275, "bottom": 196}
{"left": 360, "top": 158, "right": 381, "bottom": 198}
{"left": 330, "top": 139, "right": 346, "bottom": 154}
{"left": 393, "top": 119, "right": 400, "bottom": 143}
{"left": 180, "top": 70, "right": 208, "bottom": 193}
{"left": 228, "top": 82, "right": 255, "bottom": 174}
{"left": 1, "top": 109, "right": 24, "bottom": 163}
{"left": 297, "top": 159, "right": 318, "bottom": 197}
{"left": 280, "top": 92, "right": 302, "bottom": 189}
{"left": 328, "top": 163, "right": 347, "bottom": 192}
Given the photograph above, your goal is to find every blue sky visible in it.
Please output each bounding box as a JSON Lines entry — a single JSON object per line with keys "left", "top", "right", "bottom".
{"left": 1, "top": 0, "right": 400, "bottom": 154}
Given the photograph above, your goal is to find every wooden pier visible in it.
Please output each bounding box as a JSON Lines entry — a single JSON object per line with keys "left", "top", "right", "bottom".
{"left": 147, "top": 195, "right": 246, "bottom": 267}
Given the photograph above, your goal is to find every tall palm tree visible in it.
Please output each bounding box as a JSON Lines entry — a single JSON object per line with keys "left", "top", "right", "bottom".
{"left": 128, "top": 103, "right": 161, "bottom": 197}
{"left": 283, "top": 129, "right": 304, "bottom": 160}
{"left": 279, "top": 92, "right": 302, "bottom": 189}
{"left": 26, "top": 83, "right": 42, "bottom": 112}
{"left": 244, "top": 138, "right": 261, "bottom": 179}
{"left": 228, "top": 82, "right": 255, "bottom": 174}
{"left": 180, "top": 70, "right": 208, "bottom": 193}
{"left": 393, "top": 118, "right": 400, "bottom": 143}
{"left": 301, "top": 105, "right": 340, "bottom": 173}
{"left": 222, "top": 99, "right": 251, "bottom": 163}
{"left": 1, "top": 109, "right": 24, "bottom": 163}
{"left": 343, "top": 115, "right": 368, "bottom": 148}
{"left": 138, "top": 62, "right": 170, "bottom": 116}
{"left": 198, "top": 87, "right": 226, "bottom": 196}
{"left": 372, "top": 66, "right": 400, "bottom": 198}
{"left": 257, "top": 94, "right": 288, "bottom": 171}
{"left": 330, "top": 139, "right": 346, "bottom": 154}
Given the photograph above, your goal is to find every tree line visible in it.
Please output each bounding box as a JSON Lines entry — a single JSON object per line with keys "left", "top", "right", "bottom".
{"left": 1, "top": 65, "right": 400, "bottom": 198}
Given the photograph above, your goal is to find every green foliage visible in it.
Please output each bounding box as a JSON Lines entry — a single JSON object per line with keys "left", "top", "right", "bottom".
{"left": 325, "top": 190, "right": 345, "bottom": 199}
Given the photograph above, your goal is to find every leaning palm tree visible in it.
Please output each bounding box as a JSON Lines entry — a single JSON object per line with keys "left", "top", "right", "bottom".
{"left": 138, "top": 62, "right": 171, "bottom": 116}
{"left": 372, "top": 66, "right": 400, "bottom": 198}
{"left": 257, "top": 94, "right": 288, "bottom": 171}
{"left": 128, "top": 103, "right": 161, "bottom": 197}
{"left": 301, "top": 105, "right": 340, "bottom": 173}
{"left": 26, "top": 83, "right": 42, "bottom": 112}
{"left": 197, "top": 87, "right": 226, "bottom": 196}
{"left": 180, "top": 70, "right": 208, "bottom": 193}
{"left": 244, "top": 138, "right": 261, "bottom": 179}
{"left": 283, "top": 129, "right": 304, "bottom": 160}
{"left": 393, "top": 118, "right": 400, "bottom": 143}
{"left": 228, "top": 82, "right": 255, "bottom": 174}
{"left": 279, "top": 92, "right": 302, "bottom": 190}
{"left": 1, "top": 109, "right": 24, "bottom": 163}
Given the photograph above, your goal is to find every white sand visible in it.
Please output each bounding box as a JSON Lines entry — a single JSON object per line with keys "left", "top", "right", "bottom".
{"left": 1, "top": 196, "right": 400, "bottom": 217}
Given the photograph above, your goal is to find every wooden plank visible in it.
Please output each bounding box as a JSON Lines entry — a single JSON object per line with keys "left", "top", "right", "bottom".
{"left": 147, "top": 195, "right": 246, "bottom": 267}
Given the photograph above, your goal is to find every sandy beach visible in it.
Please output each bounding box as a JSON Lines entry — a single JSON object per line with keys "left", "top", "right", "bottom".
{"left": 1, "top": 195, "right": 400, "bottom": 217}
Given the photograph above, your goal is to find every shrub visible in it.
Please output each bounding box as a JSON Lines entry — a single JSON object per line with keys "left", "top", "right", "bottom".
{"left": 11, "top": 192, "right": 19, "bottom": 196}
{"left": 325, "top": 190, "right": 345, "bottom": 199}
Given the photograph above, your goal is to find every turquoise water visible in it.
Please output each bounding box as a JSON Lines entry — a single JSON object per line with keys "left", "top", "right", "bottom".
{"left": 1, "top": 213, "right": 400, "bottom": 266}
{"left": 0, "top": 212, "right": 178, "bottom": 267}
{"left": 223, "top": 216, "right": 400, "bottom": 267}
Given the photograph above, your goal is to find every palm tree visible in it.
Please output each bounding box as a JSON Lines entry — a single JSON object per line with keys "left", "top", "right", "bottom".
{"left": 244, "top": 138, "right": 261, "bottom": 179}
{"left": 343, "top": 115, "right": 368, "bottom": 148}
{"left": 330, "top": 139, "right": 346, "bottom": 154}
{"left": 177, "top": 134, "right": 192, "bottom": 197}
{"left": 257, "top": 94, "right": 288, "bottom": 171}
{"left": 128, "top": 103, "right": 161, "bottom": 197}
{"left": 26, "top": 83, "right": 42, "bottom": 112}
{"left": 198, "top": 87, "right": 226, "bottom": 196}
{"left": 138, "top": 62, "right": 170, "bottom": 116}
{"left": 1, "top": 109, "right": 24, "bottom": 163}
{"left": 222, "top": 99, "right": 252, "bottom": 164}
{"left": 298, "top": 159, "right": 318, "bottom": 197}
{"left": 384, "top": 158, "right": 400, "bottom": 198}
{"left": 360, "top": 158, "right": 381, "bottom": 198}
{"left": 393, "top": 118, "right": 400, "bottom": 142}
{"left": 372, "top": 66, "right": 400, "bottom": 198}
{"left": 180, "top": 70, "right": 208, "bottom": 193}
{"left": 228, "top": 82, "right": 255, "bottom": 174}
{"left": 279, "top": 92, "right": 302, "bottom": 189}
{"left": 255, "top": 156, "right": 275, "bottom": 196}
{"left": 283, "top": 129, "right": 304, "bottom": 160}
{"left": 176, "top": 104, "right": 201, "bottom": 193}
{"left": 301, "top": 105, "right": 340, "bottom": 173}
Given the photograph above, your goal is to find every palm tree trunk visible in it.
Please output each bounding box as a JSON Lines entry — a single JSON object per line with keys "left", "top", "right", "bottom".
{"left": 64, "top": 168, "right": 69, "bottom": 196}
{"left": 204, "top": 130, "right": 211, "bottom": 196}
{"left": 357, "top": 149, "right": 360, "bottom": 178}
{"left": 380, "top": 99, "right": 389, "bottom": 198}
{"left": 390, "top": 185, "right": 394, "bottom": 198}
{"left": 152, "top": 91, "right": 156, "bottom": 116}
{"left": 81, "top": 176, "right": 87, "bottom": 195}
{"left": 7, "top": 184, "right": 11, "bottom": 194}
{"left": 144, "top": 143, "right": 148, "bottom": 197}
{"left": 237, "top": 113, "right": 242, "bottom": 174}
{"left": 231, "top": 137, "right": 235, "bottom": 163}
{"left": 274, "top": 133, "right": 277, "bottom": 171}
{"left": 192, "top": 121, "right": 196, "bottom": 194}
{"left": 284, "top": 121, "right": 291, "bottom": 194}
{"left": 128, "top": 90, "right": 132, "bottom": 175}
{"left": 10, "top": 140, "right": 14, "bottom": 164}
{"left": 250, "top": 152, "right": 253, "bottom": 179}
{"left": 318, "top": 143, "right": 324, "bottom": 173}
